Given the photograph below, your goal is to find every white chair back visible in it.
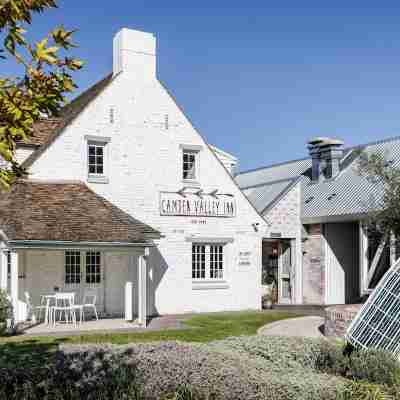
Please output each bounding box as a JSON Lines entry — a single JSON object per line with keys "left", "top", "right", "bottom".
{"left": 24, "top": 291, "right": 32, "bottom": 309}
{"left": 55, "top": 292, "right": 75, "bottom": 307}
{"left": 83, "top": 289, "right": 97, "bottom": 306}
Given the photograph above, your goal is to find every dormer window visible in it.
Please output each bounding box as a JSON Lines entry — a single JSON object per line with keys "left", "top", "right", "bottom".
{"left": 85, "top": 135, "right": 111, "bottom": 184}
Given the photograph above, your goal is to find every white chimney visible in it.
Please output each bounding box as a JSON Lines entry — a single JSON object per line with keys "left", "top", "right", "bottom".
{"left": 113, "top": 28, "right": 156, "bottom": 80}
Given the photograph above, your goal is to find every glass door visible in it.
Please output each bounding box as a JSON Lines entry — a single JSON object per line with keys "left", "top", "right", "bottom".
{"left": 278, "top": 241, "right": 292, "bottom": 303}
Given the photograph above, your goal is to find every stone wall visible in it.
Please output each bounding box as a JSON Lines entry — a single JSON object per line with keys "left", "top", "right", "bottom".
{"left": 302, "top": 224, "right": 325, "bottom": 304}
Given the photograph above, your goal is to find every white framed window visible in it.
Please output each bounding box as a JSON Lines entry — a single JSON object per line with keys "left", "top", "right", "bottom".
{"left": 183, "top": 150, "right": 197, "bottom": 181}
{"left": 192, "top": 244, "right": 206, "bottom": 279}
{"left": 86, "top": 251, "right": 101, "bottom": 284}
{"left": 65, "top": 250, "right": 102, "bottom": 286}
{"left": 65, "top": 251, "right": 81, "bottom": 285}
{"left": 192, "top": 243, "right": 224, "bottom": 280}
{"left": 88, "top": 142, "right": 105, "bottom": 175}
{"left": 85, "top": 135, "right": 111, "bottom": 184}
{"left": 210, "top": 245, "right": 224, "bottom": 279}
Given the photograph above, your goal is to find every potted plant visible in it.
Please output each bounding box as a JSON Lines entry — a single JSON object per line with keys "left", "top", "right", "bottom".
{"left": 262, "top": 292, "right": 274, "bottom": 309}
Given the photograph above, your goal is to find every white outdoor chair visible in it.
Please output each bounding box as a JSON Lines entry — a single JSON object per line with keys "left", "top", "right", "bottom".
{"left": 51, "top": 292, "right": 76, "bottom": 326}
{"left": 73, "top": 290, "right": 98, "bottom": 322}
{"left": 24, "top": 292, "right": 47, "bottom": 323}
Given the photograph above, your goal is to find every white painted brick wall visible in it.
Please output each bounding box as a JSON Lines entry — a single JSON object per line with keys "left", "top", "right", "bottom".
{"left": 263, "top": 182, "right": 303, "bottom": 304}
{"left": 0, "top": 147, "right": 33, "bottom": 169}
{"left": 27, "top": 30, "right": 267, "bottom": 314}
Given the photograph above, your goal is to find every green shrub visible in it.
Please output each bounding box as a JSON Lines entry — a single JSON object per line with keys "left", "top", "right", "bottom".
{"left": 209, "top": 335, "right": 345, "bottom": 372}
{"left": 0, "top": 356, "right": 144, "bottom": 400}
{"left": 210, "top": 336, "right": 400, "bottom": 390}
{"left": 0, "top": 289, "right": 11, "bottom": 335}
{"left": 2, "top": 336, "right": 399, "bottom": 399}
{"left": 348, "top": 349, "right": 400, "bottom": 387}
{"left": 339, "top": 380, "right": 397, "bottom": 400}
{"left": 57, "top": 341, "right": 348, "bottom": 400}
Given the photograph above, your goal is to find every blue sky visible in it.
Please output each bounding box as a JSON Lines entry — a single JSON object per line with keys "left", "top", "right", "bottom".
{"left": 8, "top": 1, "right": 400, "bottom": 171}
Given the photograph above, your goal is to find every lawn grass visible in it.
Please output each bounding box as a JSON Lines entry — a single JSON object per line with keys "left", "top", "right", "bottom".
{"left": 0, "top": 311, "right": 300, "bottom": 373}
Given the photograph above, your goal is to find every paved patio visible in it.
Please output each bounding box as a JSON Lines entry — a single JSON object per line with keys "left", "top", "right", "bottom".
{"left": 22, "top": 315, "right": 185, "bottom": 336}
{"left": 258, "top": 316, "right": 325, "bottom": 338}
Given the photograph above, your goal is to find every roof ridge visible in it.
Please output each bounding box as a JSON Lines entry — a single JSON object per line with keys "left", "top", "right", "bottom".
{"left": 237, "top": 156, "right": 310, "bottom": 176}
{"left": 241, "top": 177, "right": 297, "bottom": 190}
{"left": 343, "top": 134, "right": 400, "bottom": 152}
{"left": 237, "top": 135, "right": 400, "bottom": 178}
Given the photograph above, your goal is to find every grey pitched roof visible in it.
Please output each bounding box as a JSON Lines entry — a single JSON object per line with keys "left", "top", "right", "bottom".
{"left": 236, "top": 158, "right": 312, "bottom": 189}
{"left": 242, "top": 178, "right": 297, "bottom": 215}
{"left": 302, "top": 137, "right": 400, "bottom": 222}
{"left": 236, "top": 136, "right": 400, "bottom": 222}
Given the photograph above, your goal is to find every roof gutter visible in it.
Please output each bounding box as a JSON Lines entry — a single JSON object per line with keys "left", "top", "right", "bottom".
{"left": 301, "top": 212, "right": 369, "bottom": 224}
{"left": 7, "top": 240, "right": 157, "bottom": 250}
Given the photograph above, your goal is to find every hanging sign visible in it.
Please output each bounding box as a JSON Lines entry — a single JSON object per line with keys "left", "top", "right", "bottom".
{"left": 159, "top": 192, "right": 236, "bottom": 217}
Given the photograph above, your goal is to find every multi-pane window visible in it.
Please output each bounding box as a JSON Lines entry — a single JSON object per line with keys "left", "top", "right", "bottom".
{"left": 192, "top": 244, "right": 224, "bottom": 280}
{"left": 86, "top": 251, "right": 101, "bottom": 284}
{"left": 88, "top": 142, "right": 105, "bottom": 175}
{"left": 210, "top": 245, "right": 223, "bottom": 279}
{"left": 183, "top": 150, "right": 197, "bottom": 180}
{"left": 65, "top": 251, "right": 81, "bottom": 284}
{"left": 192, "top": 245, "right": 206, "bottom": 279}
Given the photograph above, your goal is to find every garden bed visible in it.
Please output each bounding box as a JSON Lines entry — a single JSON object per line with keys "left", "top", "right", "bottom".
{"left": 1, "top": 335, "right": 399, "bottom": 399}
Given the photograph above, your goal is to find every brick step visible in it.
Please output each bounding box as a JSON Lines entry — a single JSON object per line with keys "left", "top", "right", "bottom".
{"left": 271, "top": 304, "right": 327, "bottom": 317}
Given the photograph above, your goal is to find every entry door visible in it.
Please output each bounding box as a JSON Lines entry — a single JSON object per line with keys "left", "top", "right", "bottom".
{"left": 63, "top": 250, "right": 104, "bottom": 312}
{"left": 278, "top": 241, "right": 292, "bottom": 304}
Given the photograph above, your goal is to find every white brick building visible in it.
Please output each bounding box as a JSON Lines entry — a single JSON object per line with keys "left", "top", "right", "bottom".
{"left": 0, "top": 28, "right": 268, "bottom": 323}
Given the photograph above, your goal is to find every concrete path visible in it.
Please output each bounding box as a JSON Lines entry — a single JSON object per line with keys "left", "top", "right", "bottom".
{"left": 258, "top": 316, "right": 325, "bottom": 338}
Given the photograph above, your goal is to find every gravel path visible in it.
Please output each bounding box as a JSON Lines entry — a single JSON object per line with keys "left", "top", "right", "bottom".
{"left": 258, "top": 316, "right": 325, "bottom": 338}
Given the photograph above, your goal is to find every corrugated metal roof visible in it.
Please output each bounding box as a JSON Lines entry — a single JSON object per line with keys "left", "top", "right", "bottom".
{"left": 236, "top": 136, "right": 400, "bottom": 221}
{"left": 243, "top": 179, "right": 295, "bottom": 214}
{"left": 302, "top": 137, "right": 400, "bottom": 221}
{"left": 235, "top": 158, "right": 312, "bottom": 189}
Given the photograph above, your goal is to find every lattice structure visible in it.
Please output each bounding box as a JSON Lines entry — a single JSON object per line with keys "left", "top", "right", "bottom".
{"left": 346, "top": 259, "right": 400, "bottom": 357}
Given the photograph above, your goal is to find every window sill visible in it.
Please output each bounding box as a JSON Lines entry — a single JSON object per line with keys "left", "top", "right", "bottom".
{"left": 88, "top": 175, "right": 109, "bottom": 184}
{"left": 182, "top": 179, "right": 200, "bottom": 187}
{"left": 192, "top": 280, "right": 229, "bottom": 290}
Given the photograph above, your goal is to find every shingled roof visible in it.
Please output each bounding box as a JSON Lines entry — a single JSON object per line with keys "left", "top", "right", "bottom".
{"left": 0, "top": 180, "right": 160, "bottom": 243}
{"left": 21, "top": 73, "right": 114, "bottom": 168}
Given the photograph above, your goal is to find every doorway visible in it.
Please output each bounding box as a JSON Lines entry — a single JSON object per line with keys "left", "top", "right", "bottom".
{"left": 262, "top": 239, "right": 293, "bottom": 304}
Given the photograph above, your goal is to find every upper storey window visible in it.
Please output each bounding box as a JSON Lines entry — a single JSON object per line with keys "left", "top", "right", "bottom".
{"left": 183, "top": 150, "right": 197, "bottom": 180}
{"left": 85, "top": 135, "right": 111, "bottom": 184}
{"left": 88, "top": 143, "right": 104, "bottom": 175}
{"left": 180, "top": 144, "right": 202, "bottom": 184}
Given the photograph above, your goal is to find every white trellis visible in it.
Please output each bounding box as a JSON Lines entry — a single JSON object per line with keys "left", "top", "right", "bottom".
{"left": 346, "top": 257, "right": 400, "bottom": 358}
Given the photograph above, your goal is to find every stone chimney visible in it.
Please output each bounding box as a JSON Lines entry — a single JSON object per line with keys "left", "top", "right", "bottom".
{"left": 307, "top": 137, "right": 344, "bottom": 182}
{"left": 113, "top": 28, "right": 156, "bottom": 80}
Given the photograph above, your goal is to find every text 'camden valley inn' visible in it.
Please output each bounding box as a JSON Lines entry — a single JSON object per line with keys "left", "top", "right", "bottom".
{"left": 159, "top": 192, "right": 236, "bottom": 217}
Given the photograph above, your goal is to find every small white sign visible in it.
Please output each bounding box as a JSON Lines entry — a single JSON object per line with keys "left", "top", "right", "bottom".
{"left": 238, "top": 251, "right": 252, "bottom": 267}
{"left": 160, "top": 192, "right": 236, "bottom": 217}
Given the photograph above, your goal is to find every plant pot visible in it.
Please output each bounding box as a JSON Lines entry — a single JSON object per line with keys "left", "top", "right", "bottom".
{"left": 262, "top": 300, "right": 273, "bottom": 309}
